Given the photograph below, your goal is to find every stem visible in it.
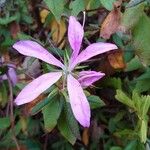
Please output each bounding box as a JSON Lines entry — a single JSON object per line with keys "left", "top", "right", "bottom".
{"left": 7, "top": 73, "right": 20, "bottom": 150}
{"left": 82, "top": 11, "right": 86, "bottom": 28}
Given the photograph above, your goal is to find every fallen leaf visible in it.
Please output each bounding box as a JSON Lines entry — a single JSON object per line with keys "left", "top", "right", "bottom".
{"left": 23, "top": 94, "right": 46, "bottom": 116}
{"left": 40, "top": 9, "right": 49, "bottom": 23}
{"left": 40, "top": 9, "right": 66, "bottom": 48}
{"left": 9, "top": 21, "right": 20, "bottom": 39}
{"left": 108, "top": 50, "right": 126, "bottom": 69}
{"left": 82, "top": 128, "right": 89, "bottom": 146}
{"left": 100, "top": 2, "right": 121, "bottom": 39}
{"left": 50, "top": 18, "right": 66, "bottom": 48}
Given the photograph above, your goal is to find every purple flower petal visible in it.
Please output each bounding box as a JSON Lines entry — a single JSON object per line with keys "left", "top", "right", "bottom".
{"left": 70, "top": 42, "right": 118, "bottom": 70}
{"left": 67, "top": 74, "right": 90, "bottom": 127}
{"left": 13, "top": 40, "right": 64, "bottom": 68}
{"left": 68, "top": 16, "right": 84, "bottom": 62}
{"left": 78, "top": 71, "right": 105, "bottom": 87}
{"left": 15, "top": 72, "right": 62, "bottom": 105}
{"left": 8, "top": 68, "right": 18, "bottom": 86}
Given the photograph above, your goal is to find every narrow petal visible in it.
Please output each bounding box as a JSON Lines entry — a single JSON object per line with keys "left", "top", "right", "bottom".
{"left": 67, "top": 74, "right": 90, "bottom": 127}
{"left": 68, "top": 16, "right": 84, "bottom": 61}
{"left": 15, "top": 72, "right": 62, "bottom": 105}
{"left": 13, "top": 40, "right": 64, "bottom": 68}
{"left": 8, "top": 68, "right": 18, "bottom": 86}
{"left": 78, "top": 71, "right": 105, "bottom": 87}
{"left": 70, "top": 42, "right": 118, "bottom": 70}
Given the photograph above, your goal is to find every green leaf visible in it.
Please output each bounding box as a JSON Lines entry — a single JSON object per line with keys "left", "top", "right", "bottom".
{"left": 31, "top": 88, "right": 58, "bottom": 115}
{"left": 115, "top": 90, "right": 134, "bottom": 108}
{"left": 57, "top": 108, "right": 76, "bottom": 144}
{"left": 69, "top": 0, "right": 85, "bottom": 16}
{"left": 42, "top": 96, "right": 63, "bottom": 132}
{"left": 125, "top": 56, "right": 143, "bottom": 72}
{"left": 0, "top": 14, "right": 19, "bottom": 25}
{"left": 124, "top": 140, "right": 145, "bottom": 150}
{"left": 132, "top": 91, "right": 142, "bottom": 113}
{"left": 126, "top": 0, "right": 145, "bottom": 8}
{"left": 121, "top": 3, "right": 144, "bottom": 30}
{"left": 108, "top": 111, "right": 125, "bottom": 133}
{"left": 110, "top": 146, "right": 122, "bottom": 150}
{"left": 64, "top": 102, "right": 80, "bottom": 139}
{"left": 100, "top": 0, "right": 116, "bottom": 11}
{"left": 0, "top": 121, "right": 21, "bottom": 146}
{"left": 86, "top": 0, "right": 101, "bottom": 10}
{"left": 88, "top": 95, "right": 105, "bottom": 109}
{"left": 0, "top": 117, "right": 10, "bottom": 129}
{"left": 103, "top": 77, "right": 122, "bottom": 89}
{"left": 141, "top": 96, "right": 150, "bottom": 118}
{"left": 43, "top": 0, "right": 65, "bottom": 21}
{"left": 135, "top": 79, "right": 150, "bottom": 93}
{"left": 0, "top": 82, "right": 8, "bottom": 107}
{"left": 133, "top": 13, "right": 150, "bottom": 66}
{"left": 140, "top": 119, "right": 148, "bottom": 143}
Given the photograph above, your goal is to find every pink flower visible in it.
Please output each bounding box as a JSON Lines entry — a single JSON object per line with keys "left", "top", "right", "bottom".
{"left": 13, "top": 16, "right": 117, "bottom": 127}
{"left": 0, "top": 58, "right": 18, "bottom": 86}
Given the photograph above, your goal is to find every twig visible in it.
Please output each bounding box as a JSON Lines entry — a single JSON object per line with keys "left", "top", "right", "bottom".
{"left": 7, "top": 73, "right": 20, "bottom": 150}
{"left": 43, "top": 134, "right": 48, "bottom": 150}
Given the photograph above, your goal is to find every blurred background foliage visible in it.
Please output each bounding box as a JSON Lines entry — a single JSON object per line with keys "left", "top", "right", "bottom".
{"left": 0, "top": 0, "right": 150, "bottom": 149}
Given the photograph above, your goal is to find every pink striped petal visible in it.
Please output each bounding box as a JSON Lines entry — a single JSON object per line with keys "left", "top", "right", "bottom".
{"left": 78, "top": 71, "right": 105, "bottom": 87}
{"left": 67, "top": 74, "right": 90, "bottom": 127}
{"left": 13, "top": 40, "right": 64, "bottom": 68}
{"left": 15, "top": 72, "right": 62, "bottom": 105}
{"left": 70, "top": 42, "right": 118, "bottom": 70}
{"left": 68, "top": 16, "right": 84, "bottom": 61}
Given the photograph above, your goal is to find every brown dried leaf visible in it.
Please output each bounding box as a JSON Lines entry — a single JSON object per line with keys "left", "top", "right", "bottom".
{"left": 108, "top": 50, "right": 126, "bottom": 69}
{"left": 50, "top": 18, "right": 66, "bottom": 48}
{"left": 82, "top": 128, "right": 89, "bottom": 146}
{"left": 40, "top": 9, "right": 66, "bottom": 48}
{"left": 23, "top": 94, "right": 46, "bottom": 116}
{"left": 100, "top": 7, "right": 121, "bottom": 39}
{"left": 9, "top": 21, "right": 20, "bottom": 39}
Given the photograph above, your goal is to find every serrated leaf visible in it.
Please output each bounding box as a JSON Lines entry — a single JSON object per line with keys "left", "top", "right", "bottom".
{"left": 100, "top": 0, "right": 116, "bottom": 11}
{"left": 57, "top": 108, "right": 76, "bottom": 144}
{"left": 43, "top": 0, "right": 65, "bottom": 21}
{"left": 115, "top": 90, "right": 134, "bottom": 108}
{"left": 42, "top": 96, "right": 63, "bottom": 132}
{"left": 88, "top": 95, "right": 105, "bottom": 109}
{"left": 69, "top": 0, "right": 85, "bottom": 16}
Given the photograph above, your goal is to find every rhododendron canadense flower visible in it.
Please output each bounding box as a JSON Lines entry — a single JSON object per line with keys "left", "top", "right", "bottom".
{"left": 0, "top": 57, "right": 18, "bottom": 86}
{"left": 13, "top": 16, "right": 117, "bottom": 127}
